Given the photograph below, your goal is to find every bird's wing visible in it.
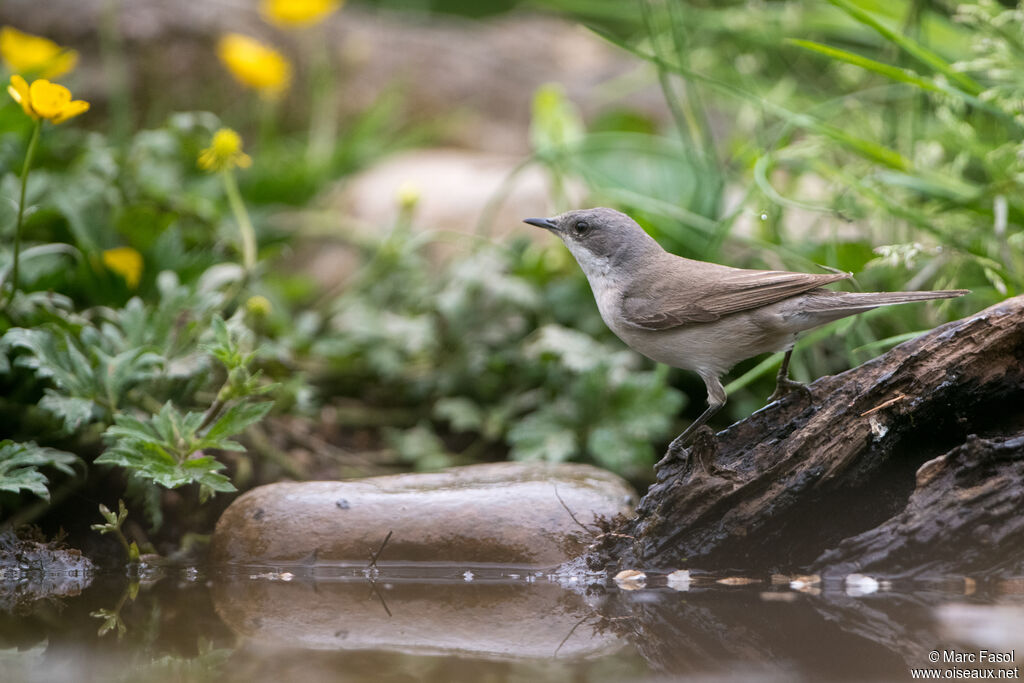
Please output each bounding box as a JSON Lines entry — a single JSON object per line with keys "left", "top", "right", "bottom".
{"left": 620, "top": 266, "right": 852, "bottom": 330}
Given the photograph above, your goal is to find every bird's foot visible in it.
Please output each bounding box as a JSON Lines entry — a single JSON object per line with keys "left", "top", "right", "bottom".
{"left": 661, "top": 425, "right": 709, "bottom": 462}
{"left": 657, "top": 432, "right": 693, "bottom": 477}
{"left": 767, "top": 377, "right": 813, "bottom": 404}
{"left": 655, "top": 441, "right": 689, "bottom": 477}
{"left": 657, "top": 427, "right": 739, "bottom": 481}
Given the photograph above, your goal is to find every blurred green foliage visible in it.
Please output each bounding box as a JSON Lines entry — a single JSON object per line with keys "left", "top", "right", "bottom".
{"left": 309, "top": 224, "right": 684, "bottom": 478}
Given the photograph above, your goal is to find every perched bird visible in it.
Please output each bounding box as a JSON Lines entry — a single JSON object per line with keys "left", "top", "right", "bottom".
{"left": 524, "top": 208, "right": 967, "bottom": 455}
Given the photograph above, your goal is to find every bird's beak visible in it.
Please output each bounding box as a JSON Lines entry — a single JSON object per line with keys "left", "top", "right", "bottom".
{"left": 523, "top": 217, "right": 559, "bottom": 232}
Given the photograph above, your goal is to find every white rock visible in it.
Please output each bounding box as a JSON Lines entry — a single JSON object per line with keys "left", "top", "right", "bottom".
{"left": 666, "top": 569, "right": 691, "bottom": 591}
{"left": 844, "top": 573, "right": 879, "bottom": 596}
{"left": 614, "top": 570, "right": 646, "bottom": 590}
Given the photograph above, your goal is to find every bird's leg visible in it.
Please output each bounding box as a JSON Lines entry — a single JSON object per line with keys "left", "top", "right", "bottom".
{"left": 666, "top": 405, "right": 719, "bottom": 456}
{"left": 666, "top": 372, "right": 726, "bottom": 457}
{"left": 767, "top": 349, "right": 812, "bottom": 403}
{"left": 661, "top": 374, "right": 743, "bottom": 481}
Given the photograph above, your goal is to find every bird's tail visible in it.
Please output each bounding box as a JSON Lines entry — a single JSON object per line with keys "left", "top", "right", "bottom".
{"left": 796, "top": 288, "right": 968, "bottom": 325}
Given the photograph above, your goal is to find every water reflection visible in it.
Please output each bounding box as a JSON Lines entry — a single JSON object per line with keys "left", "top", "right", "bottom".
{"left": 211, "top": 565, "right": 621, "bottom": 659}
{"left": 1, "top": 566, "right": 1022, "bottom": 682}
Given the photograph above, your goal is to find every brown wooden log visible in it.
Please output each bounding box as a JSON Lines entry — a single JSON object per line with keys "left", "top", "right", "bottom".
{"left": 587, "top": 295, "right": 1024, "bottom": 578}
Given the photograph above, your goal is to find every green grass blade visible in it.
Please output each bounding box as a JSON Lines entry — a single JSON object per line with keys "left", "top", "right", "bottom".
{"left": 852, "top": 331, "right": 923, "bottom": 354}
{"left": 825, "top": 0, "right": 982, "bottom": 95}
{"left": 723, "top": 353, "right": 784, "bottom": 395}
{"left": 788, "top": 38, "right": 1018, "bottom": 126}
{"left": 590, "top": 26, "right": 914, "bottom": 172}
{"left": 788, "top": 38, "right": 940, "bottom": 92}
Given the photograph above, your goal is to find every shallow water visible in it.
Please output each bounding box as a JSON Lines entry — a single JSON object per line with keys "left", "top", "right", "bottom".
{"left": 2, "top": 564, "right": 1022, "bottom": 682}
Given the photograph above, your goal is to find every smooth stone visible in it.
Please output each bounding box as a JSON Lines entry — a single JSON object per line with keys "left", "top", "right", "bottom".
{"left": 209, "top": 462, "right": 635, "bottom": 568}
{"left": 212, "top": 576, "right": 620, "bottom": 659}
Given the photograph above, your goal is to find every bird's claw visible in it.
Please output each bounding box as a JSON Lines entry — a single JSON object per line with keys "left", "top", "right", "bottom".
{"left": 659, "top": 425, "right": 718, "bottom": 466}
{"left": 767, "top": 377, "right": 812, "bottom": 404}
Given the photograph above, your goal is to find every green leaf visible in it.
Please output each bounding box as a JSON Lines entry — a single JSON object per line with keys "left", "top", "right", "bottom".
{"left": 99, "top": 401, "right": 239, "bottom": 497}
{"left": 38, "top": 391, "right": 98, "bottom": 433}
{"left": 91, "top": 605, "right": 128, "bottom": 638}
{"left": 210, "top": 314, "right": 230, "bottom": 346}
{"left": 530, "top": 83, "right": 584, "bottom": 155}
{"left": 202, "top": 401, "right": 274, "bottom": 444}
{"left": 125, "top": 473, "right": 164, "bottom": 531}
{"left": 569, "top": 132, "right": 722, "bottom": 242}
{"left": 202, "top": 315, "right": 246, "bottom": 369}
{"left": 105, "top": 412, "right": 165, "bottom": 450}
{"left": 587, "top": 426, "right": 651, "bottom": 472}
{"left": 97, "top": 442, "right": 235, "bottom": 493}
{"left": 0, "top": 440, "right": 80, "bottom": 502}
{"left": 183, "top": 456, "right": 235, "bottom": 491}
{"left": 1, "top": 323, "right": 164, "bottom": 417}
{"left": 433, "top": 397, "right": 483, "bottom": 433}
{"left": 387, "top": 423, "right": 453, "bottom": 471}
{"left": 96, "top": 441, "right": 172, "bottom": 474}
{"left": 507, "top": 412, "right": 578, "bottom": 463}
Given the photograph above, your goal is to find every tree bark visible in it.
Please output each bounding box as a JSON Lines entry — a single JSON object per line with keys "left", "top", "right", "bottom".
{"left": 588, "top": 295, "right": 1024, "bottom": 578}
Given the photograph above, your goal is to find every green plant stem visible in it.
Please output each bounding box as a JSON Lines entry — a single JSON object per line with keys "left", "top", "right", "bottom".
{"left": 306, "top": 25, "right": 337, "bottom": 169}
{"left": 258, "top": 97, "right": 277, "bottom": 152}
{"left": 248, "top": 425, "right": 306, "bottom": 478}
{"left": 100, "top": 0, "right": 132, "bottom": 148}
{"left": 198, "top": 366, "right": 237, "bottom": 433}
{"left": 8, "top": 119, "right": 42, "bottom": 303}
{"left": 640, "top": 0, "right": 701, "bottom": 156}
{"left": 475, "top": 155, "right": 535, "bottom": 237}
{"left": 666, "top": 0, "right": 714, "bottom": 161}
{"left": 220, "top": 169, "right": 257, "bottom": 272}
{"left": 112, "top": 526, "right": 132, "bottom": 558}
{"left": 198, "top": 396, "right": 227, "bottom": 433}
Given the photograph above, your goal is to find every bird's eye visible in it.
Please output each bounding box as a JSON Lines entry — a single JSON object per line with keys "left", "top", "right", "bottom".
{"left": 574, "top": 220, "right": 590, "bottom": 235}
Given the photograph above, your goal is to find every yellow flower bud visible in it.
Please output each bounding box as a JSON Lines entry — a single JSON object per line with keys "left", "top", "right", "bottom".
{"left": 0, "top": 26, "right": 78, "bottom": 79}
{"left": 102, "top": 247, "right": 143, "bottom": 289}
{"left": 246, "top": 295, "right": 272, "bottom": 318}
{"left": 198, "top": 128, "right": 252, "bottom": 173}
{"left": 216, "top": 33, "right": 291, "bottom": 99}
{"left": 396, "top": 181, "right": 422, "bottom": 211}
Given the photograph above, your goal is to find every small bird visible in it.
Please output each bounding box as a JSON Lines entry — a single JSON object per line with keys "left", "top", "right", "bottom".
{"left": 524, "top": 208, "right": 968, "bottom": 455}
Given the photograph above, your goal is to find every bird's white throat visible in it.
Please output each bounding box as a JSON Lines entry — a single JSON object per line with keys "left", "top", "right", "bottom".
{"left": 563, "top": 241, "right": 624, "bottom": 330}
{"left": 564, "top": 241, "right": 612, "bottom": 282}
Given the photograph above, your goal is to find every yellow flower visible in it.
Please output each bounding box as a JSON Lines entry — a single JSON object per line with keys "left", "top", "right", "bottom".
{"left": 216, "top": 33, "right": 291, "bottom": 98}
{"left": 7, "top": 75, "right": 89, "bottom": 124}
{"left": 0, "top": 26, "right": 78, "bottom": 79}
{"left": 260, "top": 0, "right": 342, "bottom": 27}
{"left": 102, "top": 247, "right": 143, "bottom": 289}
{"left": 198, "top": 128, "right": 252, "bottom": 173}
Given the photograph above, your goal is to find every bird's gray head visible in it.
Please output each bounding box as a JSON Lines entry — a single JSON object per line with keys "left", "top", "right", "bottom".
{"left": 523, "top": 208, "right": 662, "bottom": 276}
